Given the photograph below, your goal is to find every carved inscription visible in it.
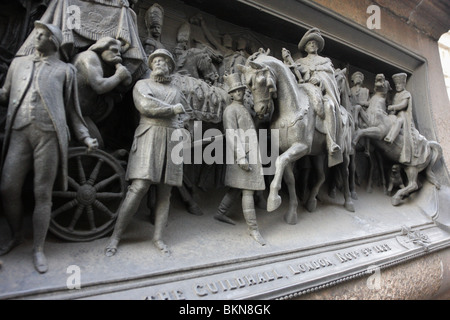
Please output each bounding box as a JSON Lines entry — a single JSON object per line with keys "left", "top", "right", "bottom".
{"left": 145, "top": 242, "right": 394, "bottom": 299}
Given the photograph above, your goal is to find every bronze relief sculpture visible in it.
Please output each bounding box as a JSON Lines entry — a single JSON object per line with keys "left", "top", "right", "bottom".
{"left": 0, "top": 2, "right": 446, "bottom": 303}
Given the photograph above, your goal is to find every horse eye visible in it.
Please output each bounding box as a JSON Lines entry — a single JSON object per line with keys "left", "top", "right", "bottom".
{"left": 256, "top": 76, "right": 266, "bottom": 85}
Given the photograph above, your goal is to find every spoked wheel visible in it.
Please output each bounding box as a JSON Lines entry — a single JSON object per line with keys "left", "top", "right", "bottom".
{"left": 50, "top": 147, "right": 127, "bottom": 242}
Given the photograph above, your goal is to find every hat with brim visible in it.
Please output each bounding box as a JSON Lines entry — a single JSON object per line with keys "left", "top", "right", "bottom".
{"left": 224, "top": 73, "right": 246, "bottom": 93}
{"left": 298, "top": 27, "right": 325, "bottom": 53}
{"left": 148, "top": 48, "right": 176, "bottom": 72}
{"left": 34, "top": 21, "right": 63, "bottom": 50}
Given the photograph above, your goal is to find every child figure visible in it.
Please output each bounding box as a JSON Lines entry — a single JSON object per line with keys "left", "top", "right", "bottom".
{"left": 215, "top": 73, "right": 267, "bottom": 246}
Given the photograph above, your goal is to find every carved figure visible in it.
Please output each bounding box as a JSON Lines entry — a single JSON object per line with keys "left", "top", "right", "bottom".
{"left": 0, "top": 22, "right": 98, "bottom": 273}
{"left": 175, "top": 47, "right": 220, "bottom": 85}
{"left": 350, "top": 71, "right": 370, "bottom": 110}
{"left": 105, "top": 49, "right": 188, "bottom": 257}
{"left": 295, "top": 28, "right": 343, "bottom": 165}
{"left": 352, "top": 74, "right": 442, "bottom": 205}
{"left": 215, "top": 73, "right": 266, "bottom": 246}
{"left": 72, "top": 37, "right": 132, "bottom": 148}
{"left": 144, "top": 3, "right": 166, "bottom": 56}
{"left": 239, "top": 49, "right": 355, "bottom": 225}
{"left": 191, "top": 14, "right": 246, "bottom": 78}
{"left": 384, "top": 73, "right": 420, "bottom": 163}
{"left": 16, "top": 0, "right": 147, "bottom": 82}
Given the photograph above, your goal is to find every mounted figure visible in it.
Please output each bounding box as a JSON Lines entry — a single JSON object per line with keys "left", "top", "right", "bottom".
{"left": 352, "top": 74, "right": 442, "bottom": 205}
{"left": 238, "top": 44, "right": 355, "bottom": 225}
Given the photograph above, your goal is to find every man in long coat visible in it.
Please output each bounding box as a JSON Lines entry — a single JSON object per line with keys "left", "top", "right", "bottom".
{"left": 0, "top": 21, "right": 98, "bottom": 273}
{"left": 214, "top": 73, "right": 266, "bottom": 246}
{"left": 105, "top": 49, "right": 188, "bottom": 257}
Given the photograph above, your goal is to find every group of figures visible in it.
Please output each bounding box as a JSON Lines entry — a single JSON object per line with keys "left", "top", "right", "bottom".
{"left": 0, "top": 1, "right": 443, "bottom": 274}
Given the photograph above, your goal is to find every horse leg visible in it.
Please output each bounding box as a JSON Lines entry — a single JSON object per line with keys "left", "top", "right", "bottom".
{"left": 282, "top": 163, "right": 299, "bottom": 225}
{"left": 341, "top": 154, "right": 355, "bottom": 212}
{"left": 267, "top": 143, "right": 308, "bottom": 212}
{"left": 367, "top": 152, "right": 375, "bottom": 193}
{"left": 353, "top": 127, "right": 384, "bottom": 148}
{"left": 349, "top": 154, "right": 358, "bottom": 200}
{"left": 392, "top": 166, "right": 419, "bottom": 206}
{"left": 375, "top": 151, "right": 387, "bottom": 194}
{"left": 306, "top": 154, "right": 326, "bottom": 212}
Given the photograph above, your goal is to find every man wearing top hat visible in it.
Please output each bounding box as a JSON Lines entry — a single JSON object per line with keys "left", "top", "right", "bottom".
{"left": 384, "top": 72, "right": 419, "bottom": 162}
{"left": 214, "top": 73, "right": 266, "bottom": 246}
{"left": 295, "top": 27, "right": 343, "bottom": 166}
{"left": 0, "top": 21, "right": 98, "bottom": 273}
{"left": 105, "top": 48, "right": 189, "bottom": 257}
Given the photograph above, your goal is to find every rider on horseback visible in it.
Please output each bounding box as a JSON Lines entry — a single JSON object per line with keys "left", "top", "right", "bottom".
{"left": 295, "top": 28, "right": 343, "bottom": 166}
{"left": 384, "top": 73, "right": 419, "bottom": 163}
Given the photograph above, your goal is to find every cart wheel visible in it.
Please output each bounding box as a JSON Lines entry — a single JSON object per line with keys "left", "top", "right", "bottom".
{"left": 50, "top": 147, "right": 127, "bottom": 242}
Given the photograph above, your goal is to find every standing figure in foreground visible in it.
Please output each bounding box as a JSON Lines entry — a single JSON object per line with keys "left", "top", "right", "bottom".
{"left": 105, "top": 49, "right": 188, "bottom": 257}
{"left": 0, "top": 22, "right": 98, "bottom": 273}
{"left": 215, "top": 73, "right": 266, "bottom": 246}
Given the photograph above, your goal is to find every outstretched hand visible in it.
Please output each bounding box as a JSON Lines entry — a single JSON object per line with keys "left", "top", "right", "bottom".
{"left": 84, "top": 137, "right": 99, "bottom": 153}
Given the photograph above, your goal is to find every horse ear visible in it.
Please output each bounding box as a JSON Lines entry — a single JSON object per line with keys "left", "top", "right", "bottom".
{"left": 249, "top": 61, "right": 264, "bottom": 70}
{"left": 266, "top": 48, "right": 271, "bottom": 56}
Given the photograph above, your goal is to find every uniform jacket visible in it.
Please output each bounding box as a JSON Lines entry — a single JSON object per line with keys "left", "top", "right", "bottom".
{"left": 0, "top": 54, "right": 90, "bottom": 190}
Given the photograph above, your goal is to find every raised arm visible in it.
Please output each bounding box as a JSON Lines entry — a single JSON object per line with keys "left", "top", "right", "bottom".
{"left": 133, "top": 81, "right": 185, "bottom": 118}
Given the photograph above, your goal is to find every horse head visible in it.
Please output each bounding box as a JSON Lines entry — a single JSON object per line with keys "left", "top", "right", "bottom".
{"left": 374, "top": 73, "right": 391, "bottom": 95}
{"left": 237, "top": 57, "right": 277, "bottom": 120}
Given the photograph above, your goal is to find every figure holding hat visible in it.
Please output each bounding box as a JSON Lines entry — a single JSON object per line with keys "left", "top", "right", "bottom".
{"left": 214, "top": 73, "right": 266, "bottom": 246}
{"left": 144, "top": 3, "right": 166, "bottom": 56}
{"left": 0, "top": 22, "right": 98, "bottom": 273}
{"left": 105, "top": 48, "right": 189, "bottom": 257}
{"left": 384, "top": 73, "right": 419, "bottom": 162}
{"left": 295, "top": 27, "right": 343, "bottom": 166}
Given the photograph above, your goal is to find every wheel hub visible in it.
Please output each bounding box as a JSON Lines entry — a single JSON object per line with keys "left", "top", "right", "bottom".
{"left": 77, "top": 184, "right": 97, "bottom": 205}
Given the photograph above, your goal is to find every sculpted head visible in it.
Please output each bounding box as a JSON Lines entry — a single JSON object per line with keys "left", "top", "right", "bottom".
{"left": 89, "top": 37, "right": 123, "bottom": 65}
{"left": 34, "top": 21, "right": 62, "bottom": 55}
{"left": 148, "top": 49, "right": 176, "bottom": 78}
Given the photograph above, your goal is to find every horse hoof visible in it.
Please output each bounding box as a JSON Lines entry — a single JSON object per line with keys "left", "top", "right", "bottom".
{"left": 267, "top": 195, "right": 282, "bottom": 212}
{"left": 344, "top": 201, "right": 355, "bottom": 212}
{"left": 306, "top": 199, "right": 317, "bottom": 212}
{"left": 284, "top": 209, "right": 298, "bottom": 225}
{"left": 391, "top": 197, "right": 401, "bottom": 206}
{"left": 328, "top": 189, "right": 336, "bottom": 199}
{"left": 351, "top": 191, "right": 358, "bottom": 200}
